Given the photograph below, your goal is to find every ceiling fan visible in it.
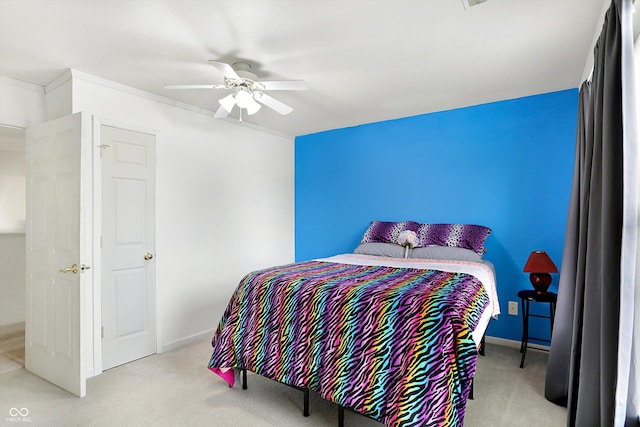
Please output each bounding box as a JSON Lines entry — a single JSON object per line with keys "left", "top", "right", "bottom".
{"left": 164, "top": 60, "right": 308, "bottom": 119}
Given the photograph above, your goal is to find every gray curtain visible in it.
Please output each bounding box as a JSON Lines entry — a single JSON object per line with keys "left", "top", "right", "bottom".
{"left": 544, "top": 80, "right": 590, "bottom": 408}
{"left": 544, "top": 0, "right": 631, "bottom": 425}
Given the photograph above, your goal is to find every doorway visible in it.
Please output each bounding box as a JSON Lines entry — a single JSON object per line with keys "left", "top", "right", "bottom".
{"left": 0, "top": 119, "right": 157, "bottom": 388}
{"left": 0, "top": 125, "right": 26, "bottom": 374}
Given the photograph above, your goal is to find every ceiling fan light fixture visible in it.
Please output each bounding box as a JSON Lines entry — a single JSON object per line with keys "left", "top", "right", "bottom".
{"left": 246, "top": 99, "right": 261, "bottom": 115}
{"left": 232, "top": 62, "right": 258, "bottom": 81}
{"left": 234, "top": 89, "right": 261, "bottom": 114}
{"left": 218, "top": 94, "right": 235, "bottom": 113}
{"left": 234, "top": 89, "right": 253, "bottom": 108}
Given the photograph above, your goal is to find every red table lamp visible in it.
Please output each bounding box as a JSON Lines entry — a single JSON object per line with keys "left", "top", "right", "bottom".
{"left": 523, "top": 251, "right": 558, "bottom": 294}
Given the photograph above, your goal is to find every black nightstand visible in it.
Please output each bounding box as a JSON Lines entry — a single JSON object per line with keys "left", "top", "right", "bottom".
{"left": 517, "top": 289, "right": 557, "bottom": 368}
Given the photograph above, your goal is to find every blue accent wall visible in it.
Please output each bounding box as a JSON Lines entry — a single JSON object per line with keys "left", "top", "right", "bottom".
{"left": 294, "top": 89, "right": 578, "bottom": 342}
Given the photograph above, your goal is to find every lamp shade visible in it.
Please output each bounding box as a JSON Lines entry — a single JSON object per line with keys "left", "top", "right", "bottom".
{"left": 245, "top": 98, "right": 261, "bottom": 115}
{"left": 524, "top": 251, "right": 557, "bottom": 293}
{"left": 234, "top": 89, "right": 253, "bottom": 108}
{"left": 523, "top": 251, "right": 558, "bottom": 273}
{"left": 218, "top": 94, "right": 235, "bottom": 113}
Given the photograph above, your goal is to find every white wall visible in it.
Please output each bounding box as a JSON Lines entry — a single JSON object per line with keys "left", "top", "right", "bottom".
{"left": 67, "top": 71, "right": 295, "bottom": 351}
{"left": 0, "top": 234, "right": 25, "bottom": 325}
{"left": 0, "top": 149, "right": 25, "bottom": 233}
{"left": 0, "top": 76, "right": 45, "bottom": 128}
{"left": 44, "top": 73, "right": 72, "bottom": 120}
{"left": 0, "top": 147, "right": 26, "bottom": 326}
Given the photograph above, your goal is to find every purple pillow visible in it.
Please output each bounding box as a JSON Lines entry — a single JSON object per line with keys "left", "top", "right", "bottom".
{"left": 360, "top": 221, "right": 420, "bottom": 244}
{"left": 416, "top": 224, "right": 491, "bottom": 255}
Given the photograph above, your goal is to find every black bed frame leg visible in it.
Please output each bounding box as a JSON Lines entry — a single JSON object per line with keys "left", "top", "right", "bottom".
{"left": 479, "top": 334, "right": 486, "bottom": 356}
{"left": 469, "top": 377, "right": 474, "bottom": 400}
{"left": 338, "top": 405, "right": 344, "bottom": 427}
{"left": 242, "top": 368, "right": 247, "bottom": 390}
{"left": 303, "top": 388, "right": 310, "bottom": 417}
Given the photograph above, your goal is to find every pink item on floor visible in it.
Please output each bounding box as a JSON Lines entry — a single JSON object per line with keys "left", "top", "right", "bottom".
{"left": 210, "top": 367, "right": 235, "bottom": 387}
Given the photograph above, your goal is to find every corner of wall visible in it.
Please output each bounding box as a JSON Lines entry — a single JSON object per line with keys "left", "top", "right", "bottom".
{"left": 44, "top": 69, "right": 73, "bottom": 120}
{"left": 0, "top": 76, "right": 45, "bottom": 128}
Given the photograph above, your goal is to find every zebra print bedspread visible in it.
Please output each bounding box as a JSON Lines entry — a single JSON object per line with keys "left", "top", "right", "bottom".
{"left": 208, "top": 256, "right": 490, "bottom": 426}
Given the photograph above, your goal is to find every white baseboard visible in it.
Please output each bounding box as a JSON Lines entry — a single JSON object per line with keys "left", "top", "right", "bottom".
{"left": 485, "top": 335, "right": 550, "bottom": 351}
{"left": 162, "top": 328, "right": 215, "bottom": 353}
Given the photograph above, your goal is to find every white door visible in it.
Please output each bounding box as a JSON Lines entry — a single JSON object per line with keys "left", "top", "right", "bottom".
{"left": 25, "top": 113, "right": 90, "bottom": 397}
{"left": 101, "top": 125, "right": 156, "bottom": 370}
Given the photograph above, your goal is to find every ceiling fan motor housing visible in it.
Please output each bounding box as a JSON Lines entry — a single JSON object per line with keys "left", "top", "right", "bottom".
{"left": 232, "top": 62, "right": 258, "bottom": 81}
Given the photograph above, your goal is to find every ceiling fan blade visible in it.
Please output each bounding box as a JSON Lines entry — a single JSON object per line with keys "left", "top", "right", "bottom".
{"left": 208, "top": 60, "right": 240, "bottom": 79}
{"left": 258, "top": 80, "right": 309, "bottom": 91}
{"left": 254, "top": 92, "right": 293, "bottom": 115}
{"left": 164, "top": 84, "right": 227, "bottom": 89}
{"left": 214, "top": 104, "right": 232, "bottom": 119}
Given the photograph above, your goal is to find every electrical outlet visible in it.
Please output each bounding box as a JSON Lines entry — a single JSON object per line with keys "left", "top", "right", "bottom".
{"left": 508, "top": 301, "right": 518, "bottom": 316}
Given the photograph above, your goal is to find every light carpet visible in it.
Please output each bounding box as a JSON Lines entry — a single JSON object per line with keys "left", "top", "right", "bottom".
{"left": 0, "top": 338, "right": 566, "bottom": 426}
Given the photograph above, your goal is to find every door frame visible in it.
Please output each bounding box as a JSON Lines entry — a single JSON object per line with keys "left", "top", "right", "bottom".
{"left": 91, "top": 116, "right": 160, "bottom": 375}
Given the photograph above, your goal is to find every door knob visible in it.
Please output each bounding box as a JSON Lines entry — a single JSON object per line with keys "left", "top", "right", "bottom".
{"left": 59, "top": 264, "right": 78, "bottom": 274}
{"left": 144, "top": 252, "right": 154, "bottom": 260}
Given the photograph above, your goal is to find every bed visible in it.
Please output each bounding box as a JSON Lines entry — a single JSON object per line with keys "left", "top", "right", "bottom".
{"left": 208, "top": 222, "right": 500, "bottom": 426}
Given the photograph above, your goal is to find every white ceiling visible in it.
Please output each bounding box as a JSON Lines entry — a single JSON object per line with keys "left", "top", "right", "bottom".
{"left": 0, "top": 0, "right": 611, "bottom": 137}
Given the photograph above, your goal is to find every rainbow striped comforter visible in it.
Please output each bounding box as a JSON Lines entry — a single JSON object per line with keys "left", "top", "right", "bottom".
{"left": 208, "top": 255, "right": 491, "bottom": 426}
